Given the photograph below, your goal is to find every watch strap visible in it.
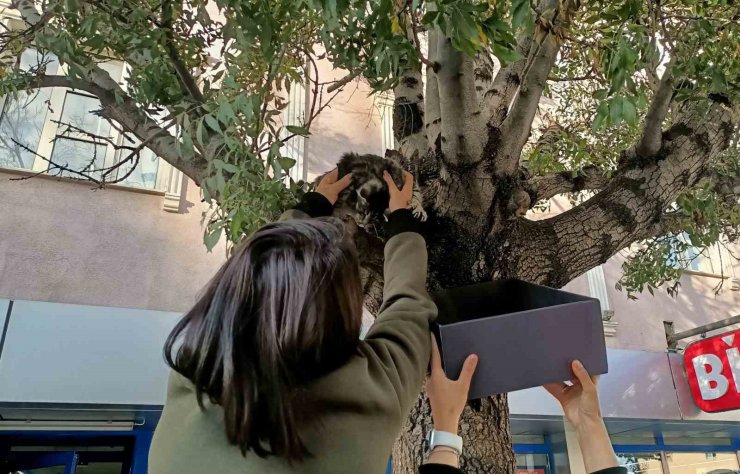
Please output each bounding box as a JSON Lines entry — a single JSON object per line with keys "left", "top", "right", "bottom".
{"left": 426, "top": 430, "right": 463, "bottom": 455}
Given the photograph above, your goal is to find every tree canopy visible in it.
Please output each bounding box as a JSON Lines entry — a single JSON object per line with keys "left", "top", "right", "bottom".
{"left": 0, "top": 0, "right": 737, "bottom": 293}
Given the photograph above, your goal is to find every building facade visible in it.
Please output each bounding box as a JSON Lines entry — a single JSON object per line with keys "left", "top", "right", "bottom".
{"left": 1, "top": 4, "right": 739, "bottom": 472}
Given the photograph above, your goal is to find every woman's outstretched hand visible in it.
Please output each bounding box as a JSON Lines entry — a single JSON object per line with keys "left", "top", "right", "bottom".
{"left": 544, "top": 361, "right": 618, "bottom": 473}
{"left": 384, "top": 170, "right": 414, "bottom": 212}
{"left": 543, "top": 360, "right": 601, "bottom": 429}
{"left": 316, "top": 168, "right": 352, "bottom": 205}
{"left": 426, "top": 334, "right": 478, "bottom": 434}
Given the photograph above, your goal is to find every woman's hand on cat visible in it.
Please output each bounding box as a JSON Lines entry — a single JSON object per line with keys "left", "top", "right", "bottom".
{"left": 384, "top": 170, "right": 413, "bottom": 212}
{"left": 316, "top": 168, "right": 353, "bottom": 205}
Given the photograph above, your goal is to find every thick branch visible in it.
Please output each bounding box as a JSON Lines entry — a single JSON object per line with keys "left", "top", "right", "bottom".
{"left": 526, "top": 166, "right": 610, "bottom": 202}
{"left": 494, "top": 0, "right": 578, "bottom": 177}
{"left": 486, "top": 35, "right": 533, "bottom": 125}
{"left": 505, "top": 99, "right": 737, "bottom": 286}
{"left": 436, "top": 35, "right": 486, "bottom": 164}
{"left": 424, "top": 28, "right": 442, "bottom": 152}
{"left": 635, "top": 59, "right": 675, "bottom": 157}
{"left": 392, "top": 17, "right": 428, "bottom": 160}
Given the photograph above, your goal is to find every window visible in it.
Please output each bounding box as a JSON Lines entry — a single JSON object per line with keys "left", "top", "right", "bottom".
{"left": 666, "top": 232, "right": 736, "bottom": 277}
{"left": 617, "top": 453, "right": 663, "bottom": 474}
{"left": 0, "top": 48, "right": 181, "bottom": 198}
{"left": 280, "top": 80, "right": 307, "bottom": 183}
{"left": 586, "top": 264, "right": 614, "bottom": 320}
{"left": 113, "top": 143, "right": 160, "bottom": 190}
{"left": 51, "top": 91, "right": 111, "bottom": 179}
{"left": 516, "top": 453, "right": 550, "bottom": 474}
{"left": 666, "top": 452, "right": 739, "bottom": 474}
{"left": 0, "top": 49, "right": 58, "bottom": 169}
{"left": 377, "top": 92, "right": 395, "bottom": 153}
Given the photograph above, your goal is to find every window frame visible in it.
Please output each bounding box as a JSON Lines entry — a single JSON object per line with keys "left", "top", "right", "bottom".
{"left": 0, "top": 36, "right": 183, "bottom": 199}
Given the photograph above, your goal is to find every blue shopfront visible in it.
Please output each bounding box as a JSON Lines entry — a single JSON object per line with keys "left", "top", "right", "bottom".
{"left": 3, "top": 299, "right": 740, "bottom": 474}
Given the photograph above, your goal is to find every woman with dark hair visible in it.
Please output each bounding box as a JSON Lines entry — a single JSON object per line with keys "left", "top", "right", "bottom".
{"left": 149, "top": 168, "right": 436, "bottom": 474}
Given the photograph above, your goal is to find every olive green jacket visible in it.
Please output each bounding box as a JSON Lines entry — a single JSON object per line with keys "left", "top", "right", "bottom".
{"left": 149, "top": 207, "right": 436, "bottom": 473}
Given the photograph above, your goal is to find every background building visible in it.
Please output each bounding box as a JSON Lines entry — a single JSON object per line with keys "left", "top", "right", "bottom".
{"left": 0, "top": 4, "right": 739, "bottom": 472}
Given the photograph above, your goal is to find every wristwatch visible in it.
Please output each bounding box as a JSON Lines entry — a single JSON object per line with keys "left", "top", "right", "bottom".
{"left": 426, "top": 429, "right": 463, "bottom": 456}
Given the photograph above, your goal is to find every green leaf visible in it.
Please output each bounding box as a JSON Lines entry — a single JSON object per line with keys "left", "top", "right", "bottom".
{"left": 592, "top": 89, "right": 609, "bottom": 100}
{"left": 205, "top": 114, "right": 221, "bottom": 133}
{"left": 622, "top": 98, "right": 637, "bottom": 126}
{"left": 278, "top": 157, "right": 297, "bottom": 170}
{"left": 592, "top": 102, "right": 609, "bottom": 130}
{"left": 422, "top": 11, "right": 440, "bottom": 24}
{"left": 609, "top": 97, "right": 624, "bottom": 126}
{"left": 215, "top": 170, "right": 226, "bottom": 193}
{"left": 221, "top": 162, "right": 240, "bottom": 173}
{"left": 204, "top": 226, "right": 222, "bottom": 251}
{"left": 269, "top": 141, "right": 282, "bottom": 158}
{"left": 711, "top": 68, "right": 727, "bottom": 92}
{"left": 217, "top": 102, "right": 236, "bottom": 125}
{"left": 181, "top": 131, "right": 194, "bottom": 155}
{"left": 196, "top": 118, "right": 206, "bottom": 146}
{"left": 511, "top": 0, "right": 532, "bottom": 30}
{"left": 492, "top": 44, "right": 522, "bottom": 64}
{"left": 286, "top": 125, "right": 310, "bottom": 136}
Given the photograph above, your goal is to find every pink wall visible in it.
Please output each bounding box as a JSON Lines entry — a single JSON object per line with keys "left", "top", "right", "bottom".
{"left": 0, "top": 171, "right": 226, "bottom": 312}
{"left": 304, "top": 59, "right": 384, "bottom": 180}
{"left": 0, "top": 73, "right": 384, "bottom": 313}
{"left": 603, "top": 254, "right": 740, "bottom": 352}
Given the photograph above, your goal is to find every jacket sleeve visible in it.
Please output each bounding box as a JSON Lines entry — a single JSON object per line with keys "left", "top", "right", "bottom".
{"left": 361, "top": 209, "right": 436, "bottom": 411}
{"left": 592, "top": 467, "right": 627, "bottom": 474}
{"left": 279, "top": 192, "right": 333, "bottom": 221}
{"left": 419, "top": 465, "right": 463, "bottom": 474}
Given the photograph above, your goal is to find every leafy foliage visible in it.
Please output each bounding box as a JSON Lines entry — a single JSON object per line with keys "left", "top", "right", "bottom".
{"left": 0, "top": 0, "right": 737, "bottom": 292}
{"left": 618, "top": 145, "right": 740, "bottom": 297}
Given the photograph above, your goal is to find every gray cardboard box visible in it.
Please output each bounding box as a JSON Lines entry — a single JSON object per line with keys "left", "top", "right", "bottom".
{"left": 432, "top": 279, "right": 608, "bottom": 399}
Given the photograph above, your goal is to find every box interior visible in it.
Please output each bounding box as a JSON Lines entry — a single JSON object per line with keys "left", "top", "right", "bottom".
{"left": 433, "top": 279, "right": 591, "bottom": 325}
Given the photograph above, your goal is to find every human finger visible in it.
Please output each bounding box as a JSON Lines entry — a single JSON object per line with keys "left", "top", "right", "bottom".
{"left": 383, "top": 171, "right": 400, "bottom": 193}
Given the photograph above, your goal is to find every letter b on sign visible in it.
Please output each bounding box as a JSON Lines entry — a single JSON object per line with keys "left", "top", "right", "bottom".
{"left": 684, "top": 330, "right": 740, "bottom": 412}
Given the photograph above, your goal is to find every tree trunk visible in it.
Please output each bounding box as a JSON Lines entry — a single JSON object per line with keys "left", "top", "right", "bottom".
{"left": 393, "top": 390, "right": 515, "bottom": 474}
{"left": 390, "top": 160, "right": 517, "bottom": 473}
{"left": 387, "top": 97, "right": 737, "bottom": 473}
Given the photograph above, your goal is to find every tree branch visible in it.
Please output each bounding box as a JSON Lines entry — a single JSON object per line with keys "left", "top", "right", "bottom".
{"left": 506, "top": 99, "right": 737, "bottom": 286}
{"left": 635, "top": 58, "right": 675, "bottom": 157}
{"left": 326, "top": 71, "right": 360, "bottom": 93}
{"left": 486, "top": 34, "right": 533, "bottom": 126}
{"left": 424, "top": 27, "right": 442, "bottom": 152}
{"left": 494, "top": 0, "right": 579, "bottom": 176}
{"left": 161, "top": 0, "right": 205, "bottom": 104}
{"left": 392, "top": 14, "right": 428, "bottom": 160}
{"left": 526, "top": 166, "right": 610, "bottom": 202}
{"left": 10, "top": 1, "right": 209, "bottom": 184}
{"left": 28, "top": 74, "right": 208, "bottom": 183}
{"left": 436, "top": 35, "right": 486, "bottom": 164}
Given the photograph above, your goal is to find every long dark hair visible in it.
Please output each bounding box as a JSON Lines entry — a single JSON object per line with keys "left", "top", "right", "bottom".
{"left": 164, "top": 218, "right": 363, "bottom": 461}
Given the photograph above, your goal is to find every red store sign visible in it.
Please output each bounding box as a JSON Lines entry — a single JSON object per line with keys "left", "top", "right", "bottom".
{"left": 684, "top": 329, "right": 740, "bottom": 412}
